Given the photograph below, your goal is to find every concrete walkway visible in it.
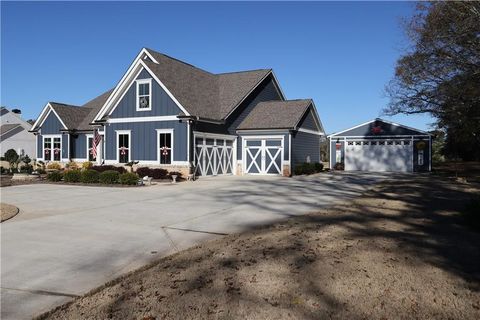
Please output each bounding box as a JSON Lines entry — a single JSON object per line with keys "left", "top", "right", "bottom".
{"left": 1, "top": 172, "right": 386, "bottom": 319}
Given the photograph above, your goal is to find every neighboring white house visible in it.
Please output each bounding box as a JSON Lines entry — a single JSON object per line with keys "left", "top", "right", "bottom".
{"left": 0, "top": 107, "right": 36, "bottom": 158}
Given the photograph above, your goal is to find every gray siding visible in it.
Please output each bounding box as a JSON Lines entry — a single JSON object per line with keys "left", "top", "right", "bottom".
{"left": 297, "top": 107, "right": 318, "bottom": 131}
{"left": 110, "top": 68, "right": 182, "bottom": 118}
{"left": 37, "top": 111, "right": 68, "bottom": 159}
{"left": 72, "top": 133, "right": 87, "bottom": 159}
{"left": 291, "top": 131, "right": 320, "bottom": 168}
{"left": 239, "top": 131, "right": 290, "bottom": 161}
{"left": 227, "top": 76, "right": 283, "bottom": 159}
{"left": 332, "top": 119, "right": 427, "bottom": 137}
{"left": 105, "top": 121, "right": 187, "bottom": 162}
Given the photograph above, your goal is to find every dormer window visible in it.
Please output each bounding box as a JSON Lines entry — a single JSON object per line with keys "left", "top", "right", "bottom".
{"left": 136, "top": 79, "right": 152, "bottom": 111}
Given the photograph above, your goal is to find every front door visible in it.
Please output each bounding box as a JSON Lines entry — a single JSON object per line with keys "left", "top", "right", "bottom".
{"left": 244, "top": 138, "right": 283, "bottom": 175}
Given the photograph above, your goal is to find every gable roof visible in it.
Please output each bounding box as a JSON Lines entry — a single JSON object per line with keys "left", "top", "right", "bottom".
{"left": 95, "top": 48, "right": 281, "bottom": 122}
{"left": 0, "top": 123, "right": 22, "bottom": 137}
{"left": 237, "top": 99, "right": 314, "bottom": 130}
{"left": 49, "top": 102, "right": 91, "bottom": 130}
{"left": 328, "top": 118, "right": 431, "bottom": 137}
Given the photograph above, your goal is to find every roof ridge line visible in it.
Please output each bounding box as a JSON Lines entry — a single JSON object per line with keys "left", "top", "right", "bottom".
{"left": 216, "top": 68, "right": 271, "bottom": 75}
{"left": 145, "top": 48, "right": 215, "bottom": 76}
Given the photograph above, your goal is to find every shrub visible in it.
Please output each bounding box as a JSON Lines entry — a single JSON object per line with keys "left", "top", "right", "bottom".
{"left": 99, "top": 170, "right": 120, "bottom": 184}
{"left": 119, "top": 172, "right": 139, "bottom": 185}
{"left": 333, "top": 162, "right": 345, "bottom": 170}
{"left": 63, "top": 169, "right": 81, "bottom": 183}
{"left": 294, "top": 162, "right": 323, "bottom": 175}
{"left": 136, "top": 167, "right": 168, "bottom": 179}
{"left": 19, "top": 165, "right": 33, "bottom": 174}
{"left": 80, "top": 169, "right": 99, "bottom": 183}
{"left": 65, "top": 161, "right": 79, "bottom": 170}
{"left": 91, "top": 165, "right": 126, "bottom": 174}
{"left": 0, "top": 166, "right": 6, "bottom": 174}
{"left": 4, "top": 149, "right": 19, "bottom": 169}
{"left": 82, "top": 161, "right": 93, "bottom": 170}
{"left": 47, "top": 171, "right": 62, "bottom": 182}
{"left": 47, "top": 162, "right": 62, "bottom": 170}
{"left": 36, "top": 168, "right": 46, "bottom": 174}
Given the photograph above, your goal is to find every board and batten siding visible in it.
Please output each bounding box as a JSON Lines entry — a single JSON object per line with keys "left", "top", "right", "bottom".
{"left": 109, "top": 68, "right": 182, "bottom": 118}
{"left": 71, "top": 133, "right": 87, "bottom": 159}
{"left": 291, "top": 131, "right": 320, "bottom": 168}
{"left": 239, "top": 131, "right": 290, "bottom": 161}
{"left": 37, "top": 111, "right": 69, "bottom": 159}
{"left": 297, "top": 108, "right": 318, "bottom": 131}
{"left": 105, "top": 120, "right": 188, "bottom": 162}
{"left": 228, "top": 76, "right": 283, "bottom": 160}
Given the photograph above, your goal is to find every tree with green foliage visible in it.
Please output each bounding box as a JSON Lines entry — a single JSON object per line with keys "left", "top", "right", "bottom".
{"left": 385, "top": 2, "right": 480, "bottom": 160}
{"left": 4, "top": 149, "right": 19, "bottom": 172}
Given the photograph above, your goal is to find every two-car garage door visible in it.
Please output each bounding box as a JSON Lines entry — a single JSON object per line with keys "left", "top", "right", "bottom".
{"left": 345, "top": 140, "right": 413, "bottom": 172}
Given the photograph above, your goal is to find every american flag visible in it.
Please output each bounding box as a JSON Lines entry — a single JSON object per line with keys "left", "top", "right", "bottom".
{"left": 92, "top": 129, "right": 102, "bottom": 159}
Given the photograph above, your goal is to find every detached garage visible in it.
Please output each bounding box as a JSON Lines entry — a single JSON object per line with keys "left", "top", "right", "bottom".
{"left": 328, "top": 118, "right": 431, "bottom": 172}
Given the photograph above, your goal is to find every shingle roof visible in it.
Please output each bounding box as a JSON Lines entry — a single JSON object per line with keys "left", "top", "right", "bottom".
{"left": 145, "top": 49, "right": 272, "bottom": 120}
{"left": 237, "top": 99, "right": 313, "bottom": 130}
{"left": 0, "top": 123, "right": 21, "bottom": 136}
{"left": 49, "top": 102, "right": 92, "bottom": 130}
{"left": 77, "top": 89, "right": 114, "bottom": 130}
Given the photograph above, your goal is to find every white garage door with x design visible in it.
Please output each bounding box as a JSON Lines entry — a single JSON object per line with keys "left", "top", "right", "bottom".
{"left": 243, "top": 137, "right": 283, "bottom": 175}
{"left": 195, "top": 136, "right": 234, "bottom": 176}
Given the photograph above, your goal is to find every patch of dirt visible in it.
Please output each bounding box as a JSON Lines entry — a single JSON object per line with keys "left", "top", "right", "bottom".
{"left": 1, "top": 203, "right": 19, "bottom": 222}
{"left": 39, "top": 175, "right": 480, "bottom": 320}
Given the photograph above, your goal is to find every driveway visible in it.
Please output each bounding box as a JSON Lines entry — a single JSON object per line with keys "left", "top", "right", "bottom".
{"left": 1, "top": 172, "right": 386, "bottom": 319}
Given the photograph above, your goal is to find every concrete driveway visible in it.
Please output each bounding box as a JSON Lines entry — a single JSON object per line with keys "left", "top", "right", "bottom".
{"left": 1, "top": 172, "right": 386, "bottom": 319}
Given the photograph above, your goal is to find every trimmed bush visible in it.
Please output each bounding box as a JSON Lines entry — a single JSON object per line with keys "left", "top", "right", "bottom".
{"left": 82, "top": 161, "right": 93, "bottom": 170}
{"left": 99, "top": 170, "right": 120, "bottom": 184}
{"left": 63, "top": 169, "right": 81, "bottom": 182}
{"left": 80, "top": 169, "right": 99, "bottom": 183}
{"left": 36, "top": 168, "right": 46, "bottom": 174}
{"left": 92, "top": 165, "right": 126, "bottom": 174}
{"left": 65, "top": 161, "right": 79, "bottom": 170}
{"left": 136, "top": 167, "right": 168, "bottom": 179}
{"left": 47, "top": 162, "right": 61, "bottom": 170}
{"left": 20, "top": 165, "right": 34, "bottom": 174}
{"left": 294, "top": 162, "right": 324, "bottom": 175}
{"left": 119, "top": 172, "right": 139, "bottom": 185}
{"left": 47, "top": 171, "right": 63, "bottom": 182}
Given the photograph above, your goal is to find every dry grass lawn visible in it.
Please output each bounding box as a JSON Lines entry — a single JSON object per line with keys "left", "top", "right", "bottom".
{"left": 39, "top": 174, "right": 480, "bottom": 320}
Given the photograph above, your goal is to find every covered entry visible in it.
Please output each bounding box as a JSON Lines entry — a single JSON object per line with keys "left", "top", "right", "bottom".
{"left": 194, "top": 133, "right": 235, "bottom": 176}
{"left": 242, "top": 136, "right": 284, "bottom": 175}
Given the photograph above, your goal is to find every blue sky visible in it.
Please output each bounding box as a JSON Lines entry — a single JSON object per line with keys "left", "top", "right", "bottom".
{"left": 1, "top": 1, "right": 433, "bottom": 133}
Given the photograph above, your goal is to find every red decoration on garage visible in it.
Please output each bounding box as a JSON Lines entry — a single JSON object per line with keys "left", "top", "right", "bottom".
{"left": 371, "top": 126, "right": 383, "bottom": 134}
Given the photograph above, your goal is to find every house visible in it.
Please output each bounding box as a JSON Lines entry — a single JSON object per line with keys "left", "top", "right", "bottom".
{"left": 30, "top": 48, "right": 325, "bottom": 176}
{"left": 0, "top": 107, "right": 36, "bottom": 158}
{"left": 328, "top": 118, "right": 432, "bottom": 172}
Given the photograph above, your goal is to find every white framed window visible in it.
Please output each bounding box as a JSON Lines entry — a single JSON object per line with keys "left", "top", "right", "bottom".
{"left": 86, "top": 134, "right": 96, "bottom": 162}
{"left": 136, "top": 79, "right": 152, "bottom": 111}
{"left": 116, "top": 130, "right": 131, "bottom": 164}
{"left": 157, "top": 129, "right": 173, "bottom": 164}
{"left": 42, "top": 135, "right": 62, "bottom": 161}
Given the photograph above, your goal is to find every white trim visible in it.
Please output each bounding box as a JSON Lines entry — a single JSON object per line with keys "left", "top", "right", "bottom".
{"left": 224, "top": 70, "right": 273, "bottom": 120}
{"left": 288, "top": 133, "right": 292, "bottom": 162}
{"left": 143, "top": 48, "right": 159, "bottom": 64}
{"left": 193, "top": 131, "right": 237, "bottom": 140}
{"left": 242, "top": 135, "right": 284, "bottom": 176}
{"left": 270, "top": 70, "right": 287, "bottom": 100}
{"left": 31, "top": 104, "right": 68, "bottom": 131}
{"left": 135, "top": 78, "right": 152, "bottom": 111}
{"left": 41, "top": 134, "right": 62, "bottom": 162}
{"left": 187, "top": 121, "right": 190, "bottom": 164}
{"left": 140, "top": 60, "right": 191, "bottom": 116}
{"left": 107, "top": 115, "right": 178, "bottom": 123}
{"left": 67, "top": 133, "right": 71, "bottom": 160}
{"left": 328, "top": 118, "right": 431, "bottom": 138}
{"left": 94, "top": 49, "right": 190, "bottom": 122}
{"left": 107, "top": 68, "right": 143, "bottom": 117}
{"left": 309, "top": 101, "right": 326, "bottom": 134}
{"left": 156, "top": 128, "right": 174, "bottom": 165}
{"left": 236, "top": 129, "right": 290, "bottom": 134}
{"left": 115, "top": 130, "right": 131, "bottom": 164}
{"left": 297, "top": 128, "right": 324, "bottom": 136}
{"left": 339, "top": 135, "right": 430, "bottom": 139}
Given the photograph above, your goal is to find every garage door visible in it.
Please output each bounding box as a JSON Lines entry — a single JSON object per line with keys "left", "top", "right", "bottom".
{"left": 195, "top": 136, "right": 234, "bottom": 176}
{"left": 345, "top": 140, "right": 412, "bottom": 172}
{"left": 244, "top": 138, "right": 283, "bottom": 175}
